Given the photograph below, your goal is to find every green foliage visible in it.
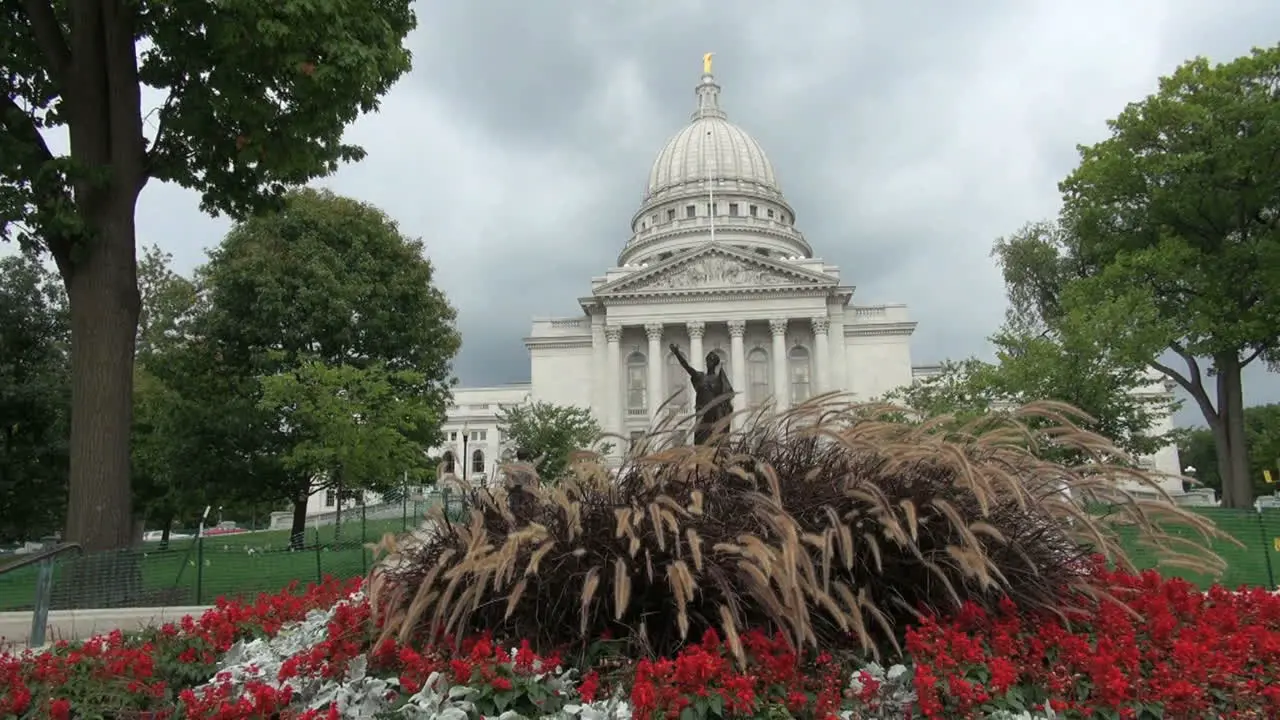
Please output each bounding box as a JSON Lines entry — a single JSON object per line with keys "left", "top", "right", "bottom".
{"left": 496, "top": 401, "right": 608, "bottom": 484}
{"left": 1178, "top": 404, "right": 1280, "bottom": 500}
{"left": 0, "top": 252, "right": 68, "bottom": 541}
{"left": 181, "top": 189, "right": 459, "bottom": 535}
{"left": 994, "top": 45, "right": 1280, "bottom": 507}
{"left": 1, "top": 0, "right": 416, "bottom": 551}
{"left": 259, "top": 359, "right": 439, "bottom": 491}
{"left": 887, "top": 328, "right": 1174, "bottom": 460}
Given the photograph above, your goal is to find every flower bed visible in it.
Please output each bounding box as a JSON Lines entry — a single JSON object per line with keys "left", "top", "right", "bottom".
{"left": 2, "top": 569, "right": 1279, "bottom": 719}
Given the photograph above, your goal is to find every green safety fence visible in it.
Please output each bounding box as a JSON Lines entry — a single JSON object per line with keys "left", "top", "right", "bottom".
{"left": 2, "top": 501, "right": 1275, "bottom": 613}
{"left": 0, "top": 493, "right": 471, "bottom": 612}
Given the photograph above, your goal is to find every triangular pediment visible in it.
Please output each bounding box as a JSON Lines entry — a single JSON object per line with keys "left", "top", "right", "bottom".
{"left": 597, "top": 245, "right": 837, "bottom": 296}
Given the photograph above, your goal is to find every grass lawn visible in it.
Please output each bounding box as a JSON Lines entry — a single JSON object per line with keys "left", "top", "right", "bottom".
{"left": 0, "top": 516, "right": 420, "bottom": 612}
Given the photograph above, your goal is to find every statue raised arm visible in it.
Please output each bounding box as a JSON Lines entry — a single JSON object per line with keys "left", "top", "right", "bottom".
{"left": 669, "top": 343, "right": 697, "bottom": 378}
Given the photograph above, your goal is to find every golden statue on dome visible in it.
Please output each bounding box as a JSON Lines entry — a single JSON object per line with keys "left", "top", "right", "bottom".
{"left": 703, "top": 52, "right": 714, "bottom": 75}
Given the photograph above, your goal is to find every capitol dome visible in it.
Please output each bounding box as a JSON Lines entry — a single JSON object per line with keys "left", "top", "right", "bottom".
{"left": 619, "top": 66, "right": 810, "bottom": 267}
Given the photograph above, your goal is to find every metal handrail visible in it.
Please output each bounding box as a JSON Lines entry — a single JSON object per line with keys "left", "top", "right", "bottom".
{"left": 0, "top": 542, "right": 82, "bottom": 576}
{"left": 0, "top": 543, "right": 83, "bottom": 649}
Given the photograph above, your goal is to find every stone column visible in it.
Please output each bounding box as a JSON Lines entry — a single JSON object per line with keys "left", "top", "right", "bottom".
{"left": 590, "top": 313, "right": 606, "bottom": 418}
{"left": 811, "top": 316, "right": 830, "bottom": 395}
{"left": 605, "top": 325, "right": 623, "bottom": 438}
{"left": 770, "top": 318, "right": 789, "bottom": 412}
{"left": 686, "top": 321, "right": 705, "bottom": 370}
{"left": 645, "top": 322, "right": 664, "bottom": 421}
{"left": 727, "top": 320, "right": 747, "bottom": 428}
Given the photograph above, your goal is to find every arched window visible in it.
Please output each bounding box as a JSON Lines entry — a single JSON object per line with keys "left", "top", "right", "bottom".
{"left": 746, "top": 348, "right": 770, "bottom": 406}
{"left": 471, "top": 449, "right": 485, "bottom": 474}
{"left": 789, "top": 346, "right": 812, "bottom": 404}
{"left": 442, "top": 450, "right": 456, "bottom": 474}
{"left": 626, "top": 351, "right": 647, "bottom": 414}
{"left": 666, "top": 350, "right": 688, "bottom": 411}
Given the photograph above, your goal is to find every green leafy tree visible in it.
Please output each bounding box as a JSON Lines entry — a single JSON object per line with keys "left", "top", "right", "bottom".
{"left": 995, "top": 46, "right": 1280, "bottom": 507}
{"left": 0, "top": 252, "right": 69, "bottom": 542}
{"left": 1, "top": 0, "right": 416, "bottom": 551}
{"left": 191, "top": 188, "right": 459, "bottom": 546}
{"left": 259, "top": 359, "right": 438, "bottom": 539}
{"left": 889, "top": 328, "right": 1174, "bottom": 460}
{"left": 1178, "top": 403, "right": 1280, "bottom": 501}
{"left": 130, "top": 246, "right": 202, "bottom": 546}
{"left": 497, "top": 401, "right": 608, "bottom": 484}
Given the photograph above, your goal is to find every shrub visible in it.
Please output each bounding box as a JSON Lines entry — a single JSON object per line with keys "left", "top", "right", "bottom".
{"left": 370, "top": 398, "right": 1222, "bottom": 662}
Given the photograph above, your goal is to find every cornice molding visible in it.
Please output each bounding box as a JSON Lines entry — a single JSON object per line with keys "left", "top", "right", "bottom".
{"left": 844, "top": 321, "right": 918, "bottom": 338}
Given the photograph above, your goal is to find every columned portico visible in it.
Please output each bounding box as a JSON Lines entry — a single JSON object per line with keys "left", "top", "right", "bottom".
{"left": 645, "top": 322, "right": 664, "bottom": 421}
{"left": 727, "top": 320, "right": 747, "bottom": 427}
{"left": 811, "top": 316, "right": 830, "bottom": 394}
{"left": 686, "top": 321, "right": 705, "bottom": 369}
{"left": 605, "top": 324, "right": 623, "bottom": 436}
{"left": 769, "top": 318, "right": 789, "bottom": 412}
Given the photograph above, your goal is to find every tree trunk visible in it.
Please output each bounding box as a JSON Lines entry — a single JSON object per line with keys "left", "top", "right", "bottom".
{"left": 1218, "top": 353, "right": 1254, "bottom": 509}
{"left": 159, "top": 517, "right": 173, "bottom": 551}
{"left": 52, "top": 0, "right": 147, "bottom": 554}
{"left": 60, "top": 213, "right": 142, "bottom": 551}
{"left": 289, "top": 492, "right": 310, "bottom": 550}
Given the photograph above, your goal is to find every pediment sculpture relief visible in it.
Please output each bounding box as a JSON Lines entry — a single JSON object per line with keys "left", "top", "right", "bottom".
{"left": 639, "top": 256, "right": 795, "bottom": 290}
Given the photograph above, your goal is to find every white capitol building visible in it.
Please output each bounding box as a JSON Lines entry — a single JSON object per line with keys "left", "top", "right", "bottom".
{"left": 343, "top": 61, "right": 1185, "bottom": 511}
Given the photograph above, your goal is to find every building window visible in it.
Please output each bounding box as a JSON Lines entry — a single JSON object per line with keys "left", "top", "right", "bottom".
{"left": 707, "top": 202, "right": 714, "bottom": 216}
{"left": 728, "top": 203, "right": 739, "bottom": 216}
{"left": 666, "top": 350, "right": 688, "bottom": 411}
{"left": 781, "top": 213, "right": 788, "bottom": 224}
{"left": 685, "top": 205, "right": 696, "bottom": 219}
{"left": 747, "top": 348, "right": 770, "bottom": 407}
{"left": 471, "top": 449, "right": 485, "bottom": 474}
{"left": 470, "top": 430, "right": 486, "bottom": 442}
{"left": 667, "top": 209, "right": 676, "bottom": 222}
{"left": 627, "top": 351, "right": 647, "bottom": 414}
{"left": 767, "top": 208, "right": 775, "bottom": 219}
{"left": 789, "top": 346, "right": 812, "bottom": 404}
{"left": 442, "top": 450, "right": 456, "bottom": 474}
{"left": 449, "top": 431, "right": 457, "bottom": 441}
{"left": 324, "top": 490, "right": 336, "bottom": 508}
{"left": 651, "top": 213, "right": 658, "bottom": 225}
{"left": 749, "top": 205, "right": 758, "bottom": 217}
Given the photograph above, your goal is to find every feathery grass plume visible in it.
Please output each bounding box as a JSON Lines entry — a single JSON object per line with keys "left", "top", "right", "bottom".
{"left": 369, "top": 395, "right": 1227, "bottom": 662}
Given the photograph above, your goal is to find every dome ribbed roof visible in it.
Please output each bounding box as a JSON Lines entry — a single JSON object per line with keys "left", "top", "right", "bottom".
{"left": 643, "top": 73, "right": 780, "bottom": 201}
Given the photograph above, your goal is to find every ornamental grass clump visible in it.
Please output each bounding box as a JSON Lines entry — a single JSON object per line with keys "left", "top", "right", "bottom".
{"left": 369, "top": 396, "right": 1223, "bottom": 662}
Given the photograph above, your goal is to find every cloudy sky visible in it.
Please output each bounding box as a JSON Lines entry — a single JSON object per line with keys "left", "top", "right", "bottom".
{"left": 15, "top": 0, "right": 1280, "bottom": 426}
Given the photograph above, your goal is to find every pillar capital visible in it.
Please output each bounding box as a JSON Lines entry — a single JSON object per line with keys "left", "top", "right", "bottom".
{"left": 769, "top": 317, "right": 788, "bottom": 336}
{"left": 605, "top": 325, "right": 623, "bottom": 343}
{"left": 727, "top": 319, "right": 746, "bottom": 338}
{"left": 811, "top": 316, "right": 830, "bottom": 335}
{"left": 644, "top": 322, "right": 664, "bottom": 341}
{"left": 685, "top": 320, "right": 706, "bottom": 339}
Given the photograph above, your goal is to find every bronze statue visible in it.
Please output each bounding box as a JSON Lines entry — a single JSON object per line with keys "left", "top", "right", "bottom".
{"left": 670, "top": 343, "right": 734, "bottom": 445}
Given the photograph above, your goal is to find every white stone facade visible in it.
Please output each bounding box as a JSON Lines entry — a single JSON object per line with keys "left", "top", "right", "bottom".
{"left": 429, "top": 64, "right": 1181, "bottom": 495}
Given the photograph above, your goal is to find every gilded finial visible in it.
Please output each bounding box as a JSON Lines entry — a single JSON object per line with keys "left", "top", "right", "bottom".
{"left": 703, "top": 52, "right": 714, "bottom": 75}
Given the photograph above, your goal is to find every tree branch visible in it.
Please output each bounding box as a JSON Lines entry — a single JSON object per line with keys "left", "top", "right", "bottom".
{"left": 0, "top": 91, "right": 75, "bottom": 272}
{"left": 19, "top": 0, "right": 71, "bottom": 90}
{"left": 1241, "top": 346, "right": 1265, "bottom": 367}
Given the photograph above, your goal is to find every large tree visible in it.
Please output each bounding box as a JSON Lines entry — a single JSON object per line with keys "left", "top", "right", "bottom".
{"left": 0, "top": 0, "right": 416, "bottom": 550}
{"left": 994, "top": 46, "right": 1280, "bottom": 508}
{"left": 0, "top": 252, "right": 69, "bottom": 542}
{"left": 191, "top": 188, "right": 459, "bottom": 546}
{"left": 888, "top": 327, "right": 1173, "bottom": 461}
{"left": 1178, "top": 403, "right": 1280, "bottom": 501}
